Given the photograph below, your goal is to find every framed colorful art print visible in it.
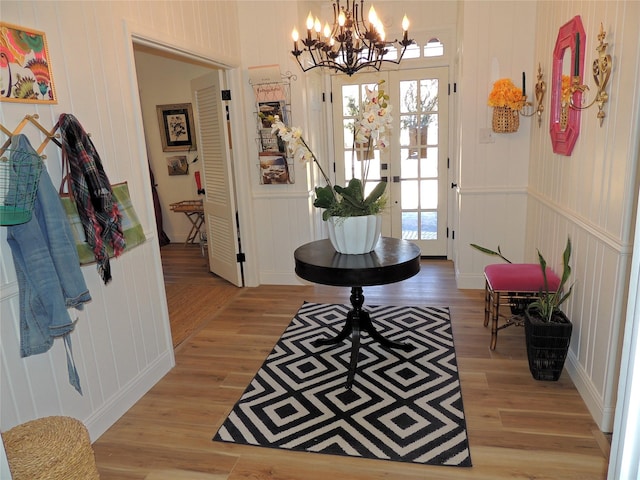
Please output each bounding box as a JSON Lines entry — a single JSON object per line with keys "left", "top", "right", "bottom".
{"left": 0, "top": 22, "right": 57, "bottom": 104}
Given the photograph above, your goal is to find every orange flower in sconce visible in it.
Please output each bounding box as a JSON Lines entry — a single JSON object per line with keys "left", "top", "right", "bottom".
{"left": 487, "top": 78, "right": 525, "bottom": 111}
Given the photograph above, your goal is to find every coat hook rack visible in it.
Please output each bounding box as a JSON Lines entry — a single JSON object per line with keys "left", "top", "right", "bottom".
{"left": 0, "top": 114, "right": 62, "bottom": 158}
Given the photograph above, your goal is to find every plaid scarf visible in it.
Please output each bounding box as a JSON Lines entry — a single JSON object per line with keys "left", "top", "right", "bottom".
{"left": 58, "top": 113, "right": 124, "bottom": 284}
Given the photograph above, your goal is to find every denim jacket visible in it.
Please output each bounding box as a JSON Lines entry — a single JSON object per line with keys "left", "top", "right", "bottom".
{"left": 6, "top": 134, "right": 92, "bottom": 393}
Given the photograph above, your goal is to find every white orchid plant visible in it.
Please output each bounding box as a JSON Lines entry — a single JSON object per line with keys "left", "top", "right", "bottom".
{"left": 272, "top": 80, "right": 391, "bottom": 221}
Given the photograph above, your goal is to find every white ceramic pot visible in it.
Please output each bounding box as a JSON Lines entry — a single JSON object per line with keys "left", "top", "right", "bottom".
{"left": 327, "top": 214, "right": 382, "bottom": 254}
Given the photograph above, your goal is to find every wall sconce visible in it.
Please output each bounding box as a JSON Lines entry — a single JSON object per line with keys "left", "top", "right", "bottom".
{"left": 570, "top": 23, "right": 612, "bottom": 126}
{"left": 519, "top": 64, "right": 546, "bottom": 127}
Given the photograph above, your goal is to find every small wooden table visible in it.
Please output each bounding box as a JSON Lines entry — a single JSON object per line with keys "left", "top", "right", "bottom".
{"left": 294, "top": 237, "right": 421, "bottom": 388}
{"left": 170, "top": 200, "right": 204, "bottom": 245}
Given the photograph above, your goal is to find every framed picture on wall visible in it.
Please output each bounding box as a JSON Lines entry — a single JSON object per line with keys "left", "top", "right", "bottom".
{"left": 167, "top": 155, "right": 189, "bottom": 175}
{"left": 156, "top": 103, "right": 197, "bottom": 152}
{"left": 0, "top": 22, "right": 57, "bottom": 104}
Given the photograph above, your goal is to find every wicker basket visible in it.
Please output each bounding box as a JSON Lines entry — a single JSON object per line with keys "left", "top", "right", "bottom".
{"left": 0, "top": 148, "right": 43, "bottom": 226}
{"left": 492, "top": 106, "right": 520, "bottom": 133}
{"left": 524, "top": 311, "right": 572, "bottom": 381}
{"left": 2, "top": 416, "right": 100, "bottom": 479}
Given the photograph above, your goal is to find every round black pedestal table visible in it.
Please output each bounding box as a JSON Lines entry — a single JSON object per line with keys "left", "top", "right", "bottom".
{"left": 293, "top": 237, "right": 421, "bottom": 388}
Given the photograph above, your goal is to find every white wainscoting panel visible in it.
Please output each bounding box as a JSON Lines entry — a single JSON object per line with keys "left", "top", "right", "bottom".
{"left": 526, "top": 0, "right": 640, "bottom": 431}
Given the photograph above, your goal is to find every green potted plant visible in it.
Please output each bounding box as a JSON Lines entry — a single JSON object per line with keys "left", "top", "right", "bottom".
{"left": 524, "top": 237, "right": 573, "bottom": 381}
{"left": 313, "top": 178, "right": 387, "bottom": 221}
{"left": 272, "top": 80, "right": 391, "bottom": 254}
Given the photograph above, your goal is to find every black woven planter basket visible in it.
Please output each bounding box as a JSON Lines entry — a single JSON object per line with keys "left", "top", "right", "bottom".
{"left": 524, "top": 309, "right": 572, "bottom": 381}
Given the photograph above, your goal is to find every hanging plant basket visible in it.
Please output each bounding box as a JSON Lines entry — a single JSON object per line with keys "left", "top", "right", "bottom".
{"left": 492, "top": 106, "right": 520, "bottom": 133}
{"left": 355, "top": 142, "right": 374, "bottom": 161}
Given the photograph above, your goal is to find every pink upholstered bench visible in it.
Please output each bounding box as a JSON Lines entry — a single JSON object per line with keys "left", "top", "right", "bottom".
{"left": 484, "top": 263, "right": 561, "bottom": 350}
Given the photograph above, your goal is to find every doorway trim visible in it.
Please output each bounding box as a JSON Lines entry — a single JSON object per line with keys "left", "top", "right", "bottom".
{"left": 122, "top": 20, "right": 259, "bottom": 287}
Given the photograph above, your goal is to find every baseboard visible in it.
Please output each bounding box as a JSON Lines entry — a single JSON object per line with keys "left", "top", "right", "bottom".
{"left": 259, "top": 271, "right": 307, "bottom": 285}
{"left": 84, "top": 350, "right": 175, "bottom": 441}
{"left": 455, "top": 271, "right": 485, "bottom": 290}
{"left": 566, "top": 351, "right": 614, "bottom": 432}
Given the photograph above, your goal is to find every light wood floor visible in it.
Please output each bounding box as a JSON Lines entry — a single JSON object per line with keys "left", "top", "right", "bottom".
{"left": 161, "top": 244, "right": 241, "bottom": 348}
{"left": 93, "top": 244, "right": 610, "bottom": 479}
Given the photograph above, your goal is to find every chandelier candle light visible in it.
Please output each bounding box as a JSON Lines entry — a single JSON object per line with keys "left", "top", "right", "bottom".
{"left": 291, "top": 0, "right": 414, "bottom": 76}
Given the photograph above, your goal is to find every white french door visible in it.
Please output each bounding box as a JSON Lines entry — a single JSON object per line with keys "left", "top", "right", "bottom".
{"left": 331, "top": 67, "right": 449, "bottom": 256}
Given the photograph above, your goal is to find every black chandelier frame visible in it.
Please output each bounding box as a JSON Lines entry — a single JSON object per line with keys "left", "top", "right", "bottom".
{"left": 291, "top": 0, "right": 414, "bottom": 76}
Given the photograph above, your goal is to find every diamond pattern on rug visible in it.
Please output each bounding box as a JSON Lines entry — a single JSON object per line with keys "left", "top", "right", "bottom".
{"left": 213, "top": 302, "right": 472, "bottom": 467}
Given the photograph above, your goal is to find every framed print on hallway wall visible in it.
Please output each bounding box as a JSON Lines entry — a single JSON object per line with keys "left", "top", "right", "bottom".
{"left": 0, "top": 22, "right": 57, "bottom": 104}
{"left": 156, "top": 103, "right": 197, "bottom": 152}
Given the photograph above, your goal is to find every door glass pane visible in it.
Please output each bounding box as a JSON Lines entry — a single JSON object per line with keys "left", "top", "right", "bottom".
{"left": 342, "top": 85, "right": 360, "bottom": 116}
{"left": 402, "top": 211, "right": 418, "bottom": 239}
{"left": 401, "top": 180, "right": 419, "bottom": 209}
{"left": 400, "top": 81, "right": 418, "bottom": 113}
{"left": 343, "top": 119, "right": 355, "bottom": 147}
{"left": 426, "top": 115, "right": 438, "bottom": 144}
{"left": 421, "top": 79, "right": 438, "bottom": 110}
{"left": 402, "top": 156, "right": 418, "bottom": 178}
{"left": 421, "top": 211, "right": 437, "bottom": 239}
{"left": 421, "top": 179, "right": 438, "bottom": 209}
{"left": 421, "top": 148, "right": 438, "bottom": 177}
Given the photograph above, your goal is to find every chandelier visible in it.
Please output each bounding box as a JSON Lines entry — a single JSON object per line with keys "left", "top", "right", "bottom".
{"left": 290, "top": 0, "right": 414, "bottom": 76}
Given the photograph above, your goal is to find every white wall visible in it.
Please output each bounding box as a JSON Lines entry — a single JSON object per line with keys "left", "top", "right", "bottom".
{"left": 454, "top": 0, "right": 537, "bottom": 285}
{"left": 0, "top": 0, "right": 241, "bottom": 440}
{"left": 526, "top": 1, "right": 640, "bottom": 432}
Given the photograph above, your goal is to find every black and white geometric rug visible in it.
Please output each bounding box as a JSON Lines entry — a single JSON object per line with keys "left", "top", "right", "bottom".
{"left": 213, "top": 302, "right": 472, "bottom": 467}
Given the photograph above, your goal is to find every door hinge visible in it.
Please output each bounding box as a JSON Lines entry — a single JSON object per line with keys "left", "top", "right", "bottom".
{"left": 447, "top": 227, "right": 449, "bottom": 238}
{"left": 236, "top": 253, "right": 245, "bottom": 263}
{"left": 447, "top": 157, "right": 450, "bottom": 169}
{"left": 452, "top": 230, "right": 455, "bottom": 240}
{"left": 221, "top": 90, "right": 231, "bottom": 101}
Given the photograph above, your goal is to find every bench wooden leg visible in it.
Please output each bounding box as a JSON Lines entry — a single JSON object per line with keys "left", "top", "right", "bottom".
{"left": 484, "top": 281, "right": 490, "bottom": 327}
{"left": 484, "top": 282, "right": 499, "bottom": 350}
{"left": 490, "top": 291, "right": 499, "bottom": 350}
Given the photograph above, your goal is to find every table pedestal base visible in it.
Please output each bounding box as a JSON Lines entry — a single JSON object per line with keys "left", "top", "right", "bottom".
{"left": 312, "top": 287, "right": 416, "bottom": 389}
